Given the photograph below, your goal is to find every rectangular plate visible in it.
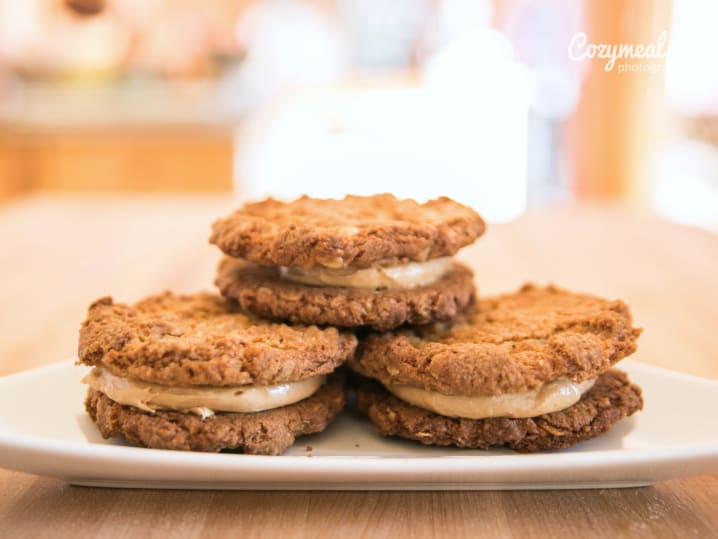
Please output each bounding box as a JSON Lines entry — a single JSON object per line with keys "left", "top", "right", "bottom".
{"left": 0, "top": 360, "right": 717, "bottom": 490}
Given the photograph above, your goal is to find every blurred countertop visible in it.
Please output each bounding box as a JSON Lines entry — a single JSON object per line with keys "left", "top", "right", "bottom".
{"left": 0, "top": 79, "right": 243, "bottom": 133}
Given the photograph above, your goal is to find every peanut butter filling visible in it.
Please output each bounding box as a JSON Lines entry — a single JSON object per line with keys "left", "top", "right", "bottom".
{"left": 83, "top": 368, "right": 325, "bottom": 418}
{"left": 279, "top": 257, "right": 453, "bottom": 289}
{"left": 387, "top": 377, "right": 596, "bottom": 419}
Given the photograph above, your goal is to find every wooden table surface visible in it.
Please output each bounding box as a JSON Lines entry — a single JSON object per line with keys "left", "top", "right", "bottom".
{"left": 0, "top": 194, "right": 716, "bottom": 538}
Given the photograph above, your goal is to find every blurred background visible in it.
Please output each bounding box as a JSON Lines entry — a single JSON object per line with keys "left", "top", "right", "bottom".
{"left": 1, "top": 0, "right": 718, "bottom": 378}
{"left": 0, "top": 0, "right": 716, "bottom": 229}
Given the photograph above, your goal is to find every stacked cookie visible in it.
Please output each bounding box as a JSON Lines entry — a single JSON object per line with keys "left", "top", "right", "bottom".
{"left": 210, "top": 194, "right": 643, "bottom": 451}
{"left": 79, "top": 193, "right": 643, "bottom": 455}
{"left": 80, "top": 293, "right": 353, "bottom": 455}
{"left": 211, "top": 195, "right": 484, "bottom": 330}
{"left": 350, "top": 284, "right": 643, "bottom": 451}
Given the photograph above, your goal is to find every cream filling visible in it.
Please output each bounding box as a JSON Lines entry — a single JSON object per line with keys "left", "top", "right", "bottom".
{"left": 387, "top": 378, "right": 596, "bottom": 419}
{"left": 280, "top": 257, "right": 453, "bottom": 289}
{"left": 83, "top": 368, "right": 325, "bottom": 419}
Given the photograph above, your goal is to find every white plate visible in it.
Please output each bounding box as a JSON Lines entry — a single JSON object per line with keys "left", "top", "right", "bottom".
{"left": 0, "top": 359, "right": 716, "bottom": 490}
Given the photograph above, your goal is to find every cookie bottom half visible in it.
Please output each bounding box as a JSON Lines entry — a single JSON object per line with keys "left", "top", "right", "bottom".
{"left": 215, "top": 258, "right": 476, "bottom": 330}
{"left": 85, "top": 378, "right": 345, "bottom": 455}
{"left": 355, "top": 369, "right": 643, "bottom": 452}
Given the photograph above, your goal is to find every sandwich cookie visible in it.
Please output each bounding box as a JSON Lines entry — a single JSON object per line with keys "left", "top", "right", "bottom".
{"left": 79, "top": 292, "right": 356, "bottom": 455}
{"left": 211, "top": 194, "right": 485, "bottom": 330}
{"left": 350, "top": 284, "right": 644, "bottom": 452}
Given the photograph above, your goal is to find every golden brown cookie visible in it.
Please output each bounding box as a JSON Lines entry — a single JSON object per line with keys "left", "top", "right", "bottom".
{"left": 355, "top": 369, "right": 643, "bottom": 452}
{"left": 78, "top": 292, "right": 357, "bottom": 386}
{"left": 215, "top": 258, "right": 476, "bottom": 330}
{"left": 350, "top": 284, "right": 641, "bottom": 396}
{"left": 79, "top": 292, "right": 354, "bottom": 455}
{"left": 209, "top": 194, "right": 485, "bottom": 270}
{"left": 86, "top": 377, "right": 345, "bottom": 455}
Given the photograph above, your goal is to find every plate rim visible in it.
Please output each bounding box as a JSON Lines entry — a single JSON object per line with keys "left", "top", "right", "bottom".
{"left": 1, "top": 358, "right": 717, "bottom": 487}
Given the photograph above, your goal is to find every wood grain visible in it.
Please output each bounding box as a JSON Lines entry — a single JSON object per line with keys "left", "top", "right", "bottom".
{"left": 0, "top": 195, "right": 716, "bottom": 538}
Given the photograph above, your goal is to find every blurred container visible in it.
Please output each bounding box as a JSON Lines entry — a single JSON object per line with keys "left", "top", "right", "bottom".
{"left": 234, "top": 27, "right": 532, "bottom": 222}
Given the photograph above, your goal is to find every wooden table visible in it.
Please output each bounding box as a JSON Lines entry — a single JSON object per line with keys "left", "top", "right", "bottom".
{"left": 1, "top": 194, "right": 716, "bottom": 537}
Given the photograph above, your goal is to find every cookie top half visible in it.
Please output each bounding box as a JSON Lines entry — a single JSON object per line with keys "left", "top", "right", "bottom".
{"left": 350, "top": 284, "right": 641, "bottom": 397}
{"left": 209, "top": 194, "right": 486, "bottom": 269}
{"left": 78, "top": 292, "right": 357, "bottom": 386}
